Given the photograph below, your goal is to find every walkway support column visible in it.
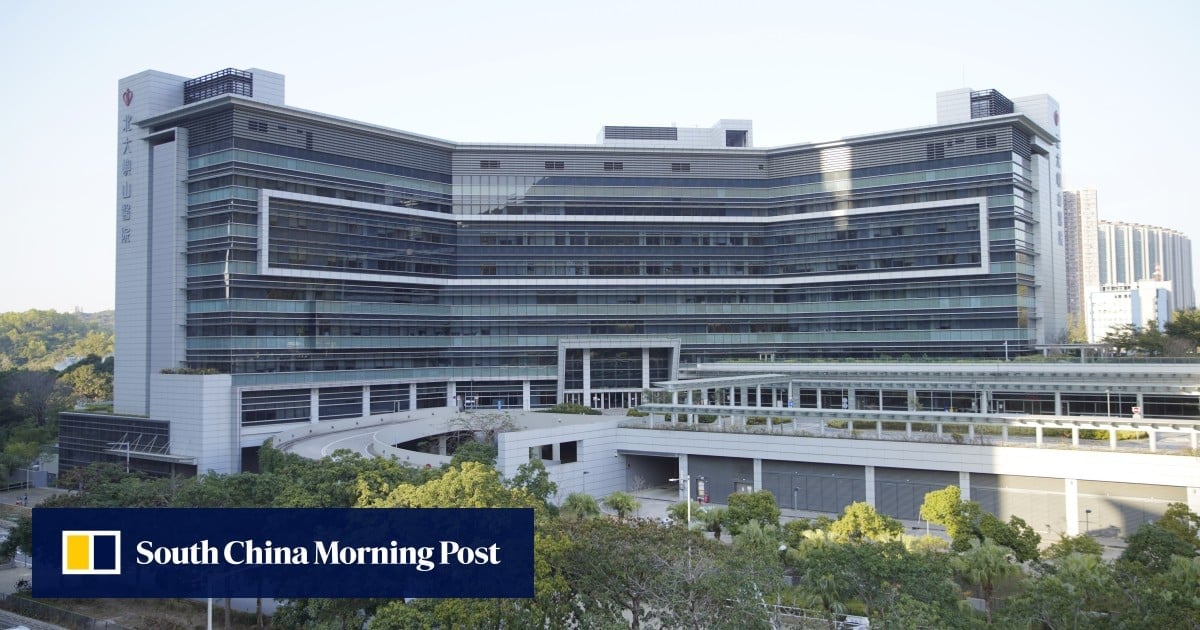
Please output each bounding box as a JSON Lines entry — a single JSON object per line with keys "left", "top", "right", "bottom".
{"left": 959, "top": 471, "right": 971, "bottom": 501}
{"left": 310, "top": 388, "right": 320, "bottom": 423}
{"left": 362, "top": 384, "right": 371, "bottom": 417}
{"left": 1065, "top": 479, "right": 1079, "bottom": 535}
{"left": 753, "top": 458, "right": 762, "bottom": 492}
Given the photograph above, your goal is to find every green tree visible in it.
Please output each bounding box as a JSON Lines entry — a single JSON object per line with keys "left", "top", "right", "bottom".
{"left": 920, "top": 485, "right": 980, "bottom": 549}
{"left": 1066, "top": 313, "right": 1089, "bottom": 344}
{"left": 602, "top": 491, "right": 640, "bottom": 521}
{"left": 725, "top": 490, "right": 781, "bottom": 535}
{"left": 1004, "top": 552, "right": 1121, "bottom": 629}
{"left": 701, "top": 506, "right": 728, "bottom": 541}
{"left": 5, "top": 369, "right": 71, "bottom": 425}
{"left": 359, "top": 461, "right": 536, "bottom": 509}
{"left": 560, "top": 492, "right": 600, "bottom": 521}
{"left": 448, "top": 440, "right": 496, "bottom": 467}
{"left": 1121, "top": 522, "right": 1197, "bottom": 573}
{"left": 0, "top": 514, "right": 31, "bottom": 559}
{"left": 952, "top": 538, "right": 1020, "bottom": 624}
{"left": 507, "top": 457, "right": 558, "bottom": 507}
{"left": 1044, "top": 533, "right": 1104, "bottom": 561}
{"left": 1165, "top": 308, "right": 1200, "bottom": 349}
{"left": 977, "top": 513, "right": 1041, "bottom": 563}
{"left": 829, "top": 501, "right": 903, "bottom": 543}
{"left": 1156, "top": 502, "right": 1200, "bottom": 551}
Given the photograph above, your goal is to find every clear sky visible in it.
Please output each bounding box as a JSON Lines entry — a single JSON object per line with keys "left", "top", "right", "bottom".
{"left": 1, "top": 0, "right": 1197, "bottom": 313}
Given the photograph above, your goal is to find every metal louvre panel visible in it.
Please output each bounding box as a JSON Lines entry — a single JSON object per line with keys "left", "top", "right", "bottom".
{"left": 230, "top": 108, "right": 452, "bottom": 176}
{"left": 766, "top": 126, "right": 1015, "bottom": 178}
{"left": 451, "top": 151, "right": 766, "bottom": 178}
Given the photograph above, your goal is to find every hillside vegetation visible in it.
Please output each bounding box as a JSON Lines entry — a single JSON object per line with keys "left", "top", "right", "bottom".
{"left": 0, "top": 309, "right": 114, "bottom": 370}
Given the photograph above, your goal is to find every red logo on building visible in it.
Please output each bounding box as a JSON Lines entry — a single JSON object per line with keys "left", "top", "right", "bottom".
{"left": 122, "top": 89, "right": 133, "bottom": 107}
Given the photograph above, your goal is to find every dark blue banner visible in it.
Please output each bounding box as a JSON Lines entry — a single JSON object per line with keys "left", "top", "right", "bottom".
{"left": 33, "top": 508, "right": 534, "bottom": 598}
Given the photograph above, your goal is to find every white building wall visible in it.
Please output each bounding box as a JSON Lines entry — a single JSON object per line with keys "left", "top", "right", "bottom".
{"left": 114, "top": 71, "right": 188, "bottom": 415}
{"left": 149, "top": 373, "right": 236, "bottom": 474}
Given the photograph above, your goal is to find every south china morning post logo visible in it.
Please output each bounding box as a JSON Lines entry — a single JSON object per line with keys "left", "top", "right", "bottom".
{"left": 35, "top": 508, "right": 534, "bottom": 599}
{"left": 61, "top": 530, "right": 122, "bottom": 575}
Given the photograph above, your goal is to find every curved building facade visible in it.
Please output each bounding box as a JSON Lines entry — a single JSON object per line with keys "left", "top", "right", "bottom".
{"left": 89, "top": 68, "right": 1068, "bottom": 473}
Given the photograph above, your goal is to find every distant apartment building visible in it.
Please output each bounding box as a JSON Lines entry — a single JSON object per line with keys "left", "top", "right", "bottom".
{"left": 1098, "top": 220, "right": 1194, "bottom": 309}
{"left": 1063, "top": 190, "right": 1100, "bottom": 328}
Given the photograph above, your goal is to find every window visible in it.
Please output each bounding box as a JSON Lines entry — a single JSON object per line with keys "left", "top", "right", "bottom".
{"left": 975, "top": 135, "right": 997, "bottom": 149}
{"left": 479, "top": 160, "right": 500, "bottom": 169}
{"left": 247, "top": 120, "right": 268, "bottom": 133}
{"left": 671, "top": 163, "right": 691, "bottom": 172}
{"left": 603, "top": 161, "right": 623, "bottom": 171}
{"left": 925, "top": 143, "right": 945, "bottom": 159}
{"left": 544, "top": 161, "right": 564, "bottom": 170}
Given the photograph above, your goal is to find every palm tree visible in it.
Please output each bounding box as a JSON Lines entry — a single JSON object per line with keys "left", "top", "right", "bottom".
{"left": 953, "top": 538, "right": 1020, "bottom": 624}
{"left": 602, "top": 491, "right": 640, "bottom": 522}
{"left": 560, "top": 492, "right": 600, "bottom": 521}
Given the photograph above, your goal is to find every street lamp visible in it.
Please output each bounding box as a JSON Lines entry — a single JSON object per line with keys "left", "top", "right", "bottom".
{"left": 110, "top": 441, "right": 131, "bottom": 473}
{"left": 1084, "top": 508, "right": 1092, "bottom": 534}
{"left": 669, "top": 476, "right": 691, "bottom": 527}
{"left": 582, "top": 471, "right": 589, "bottom": 495}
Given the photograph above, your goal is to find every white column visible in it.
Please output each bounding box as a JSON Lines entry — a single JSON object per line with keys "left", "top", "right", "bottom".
{"left": 446, "top": 381, "right": 456, "bottom": 408}
{"left": 409, "top": 383, "right": 417, "bottom": 411}
{"left": 753, "top": 458, "right": 762, "bottom": 492}
{"left": 906, "top": 388, "right": 916, "bottom": 411}
{"left": 362, "top": 384, "right": 371, "bottom": 417}
{"left": 1065, "top": 479, "right": 1079, "bottom": 535}
{"left": 1071, "top": 426, "right": 1079, "bottom": 446}
{"left": 1054, "top": 391, "right": 1062, "bottom": 416}
{"left": 583, "top": 349, "right": 592, "bottom": 407}
{"left": 310, "top": 388, "right": 320, "bottom": 423}
{"left": 848, "top": 388, "right": 856, "bottom": 410}
{"left": 1035, "top": 426, "right": 1043, "bottom": 445}
{"left": 642, "top": 347, "right": 651, "bottom": 389}
{"left": 522, "top": 380, "right": 531, "bottom": 410}
{"left": 1188, "top": 486, "right": 1200, "bottom": 515}
{"left": 959, "top": 471, "right": 971, "bottom": 501}
{"left": 1148, "top": 429, "right": 1157, "bottom": 452}
{"left": 864, "top": 465, "right": 876, "bottom": 507}
{"left": 816, "top": 388, "right": 824, "bottom": 409}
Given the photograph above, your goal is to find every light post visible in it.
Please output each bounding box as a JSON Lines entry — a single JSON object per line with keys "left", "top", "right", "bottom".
{"left": 1084, "top": 508, "right": 1092, "bottom": 534}
{"left": 582, "top": 470, "right": 589, "bottom": 495}
{"left": 1004, "top": 340, "right": 1009, "bottom": 362}
{"left": 669, "top": 476, "right": 691, "bottom": 527}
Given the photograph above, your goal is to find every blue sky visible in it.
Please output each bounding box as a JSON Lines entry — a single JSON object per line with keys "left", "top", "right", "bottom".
{"left": 1, "top": 0, "right": 1197, "bottom": 312}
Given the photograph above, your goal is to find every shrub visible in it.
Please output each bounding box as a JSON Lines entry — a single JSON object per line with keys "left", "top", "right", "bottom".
{"left": 539, "top": 402, "right": 602, "bottom": 415}
{"left": 626, "top": 408, "right": 648, "bottom": 417}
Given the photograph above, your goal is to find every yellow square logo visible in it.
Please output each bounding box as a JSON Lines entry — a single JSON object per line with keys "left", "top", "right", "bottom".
{"left": 61, "top": 531, "right": 121, "bottom": 575}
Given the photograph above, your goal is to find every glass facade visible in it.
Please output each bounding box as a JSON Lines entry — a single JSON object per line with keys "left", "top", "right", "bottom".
{"left": 147, "top": 99, "right": 1053, "bottom": 420}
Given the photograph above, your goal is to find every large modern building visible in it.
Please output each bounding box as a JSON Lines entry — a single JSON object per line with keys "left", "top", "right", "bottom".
{"left": 60, "top": 68, "right": 1071, "bottom": 475}
{"left": 1087, "top": 280, "right": 1174, "bottom": 343}
{"left": 1098, "top": 220, "right": 1194, "bottom": 309}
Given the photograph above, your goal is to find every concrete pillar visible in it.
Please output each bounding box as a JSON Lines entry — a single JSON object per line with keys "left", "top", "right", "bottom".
{"left": 1071, "top": 426, "right": 1079, "bottom": 446}
{"left": 1192, "top": 430, "right": 1198, "bottom": 450}
{"left": 310, "top": 388, "right": 320, "bottom": 423}
{"left": 740, "top": 387, "right": 748, "bottom": 407}
{"left": 753, "top": 458, "right": 762, "bottom": 491}
{"left": 552, "top": 442, "right": 561, "bottom": 461}
{"left": 1188, "top": 487, "right": 1200, "bottom": 515}
{"left": 816, "top": 387, "right": 823, "bottom": 409}
{"left": 876, "top": 420, "right": 883, "bottom": 438}
{"left": 1035, "top": 426, "right": 1043, "bottom": 446}
{"left": 362, "top": 384, "right": 371, "bottom": 417}
{"left": 980, "top": 390, "right": 990, "bottom": 414}
{"left": 1110, "top": 428, "right": 1118, "bottom": 450}
{"left": 968, "top": 424, "right": 975, "bottom": 440}
{"left": 437, "top": 436, "right": 448, "bottom": 456}
{"left": 755, "top": 385, "right": 762, "bottom": 407}
{"left": 1002, "top": 425, "right": 1009, "bottom": 441}
{"left": 905, "top": 422, "right": 912, "bottom": 437}
{"left": 1065, "top": 479, "right": 1079, "bottom": 535}
{"left": 642, "top": 347, "right": 651, "bottom": 389}
{"left": 847, "top": 419, "right": 855, "bottom": 432}
{"left": 878, "top": 390, "right": 884, "bottom": 411}
{"left": 1148, "top": 429, "right": 1157, "bottom": 452}
{"left": 409, "top": 383, "right": 417, "bottom": 410}
{"left": 446, "top": 381, "right": 456, "bottom": 408}
{"left": 678, "top": 454, "right": 689, "bottom": 501}
{"left": 522, "top": 380, "right": 531, "bottom": 410}
{"left": 848, "top": 387, "right": 857, "bottom": 410}
{"left": 1136, "top": 392, "right": 1144, "bottom": 416}
{"left": 865, "top": 465, "right": 876, "bottom": 507}
{"left": 959, "top": 471, "right": 971, "bottom": 501}
{"left": 1054, "top": 391, "right": 1062, "bottom": 416}
{"left": 906, "top": 388, "right": 916, "bottom": 411}
{"left": 582, "top": 349, "right": 592, "bottom": 407}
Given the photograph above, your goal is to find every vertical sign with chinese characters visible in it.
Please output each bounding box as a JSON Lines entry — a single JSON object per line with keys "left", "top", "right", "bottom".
{"left": 119, "top": 88, "right": 134, "bottom": 245}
